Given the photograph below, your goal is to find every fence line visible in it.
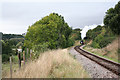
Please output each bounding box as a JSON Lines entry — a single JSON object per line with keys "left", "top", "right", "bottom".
{"left": 9, "top": 48, "right": 33, "bottom": 78}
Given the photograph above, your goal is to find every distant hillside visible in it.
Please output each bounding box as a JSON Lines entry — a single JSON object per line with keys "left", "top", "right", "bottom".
{"left": 3, "top": 34, "right": 24, "bottom": 40}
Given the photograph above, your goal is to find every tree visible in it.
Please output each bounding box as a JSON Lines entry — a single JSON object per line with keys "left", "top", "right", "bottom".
{"left": 24, "top": 13, "right": 72, "bottom": 50}
{"left": 104, "top": 1, "right": 120, "bottom": 35}
{"left": 86, "top": 25, "right": 103, "bottom": 40}
{"left": 2, "top": 40, "right": 13, "bottom": 62}
{"left": 70, "top": 28, "right": 82, "bottom": 40}
{"left": 2, "top": 40, "right": 12, "bottom": 55}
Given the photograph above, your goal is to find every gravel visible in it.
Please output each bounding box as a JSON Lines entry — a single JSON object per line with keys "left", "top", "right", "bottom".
{"left": 69, "top": 47, "right": 119, "bottom": 78}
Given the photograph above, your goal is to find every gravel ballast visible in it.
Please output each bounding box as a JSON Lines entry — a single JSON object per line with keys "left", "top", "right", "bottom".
{"left": 69, "top": 47, "right": 119, "bottom": 78}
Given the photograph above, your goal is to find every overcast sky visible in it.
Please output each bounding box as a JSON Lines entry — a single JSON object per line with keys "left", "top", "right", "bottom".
{"left": 0, "top": 0, "right": 119, "bottom": 34}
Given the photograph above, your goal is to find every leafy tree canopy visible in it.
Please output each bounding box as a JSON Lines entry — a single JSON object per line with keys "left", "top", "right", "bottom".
{"left": 24, "top": 13, "right": 72, "bottom": 50}
{"left": 86, "top": 25, "right": 103, "bottom": 40}
{"left": 104, "top": 1, "right": 120, "bottom": 35}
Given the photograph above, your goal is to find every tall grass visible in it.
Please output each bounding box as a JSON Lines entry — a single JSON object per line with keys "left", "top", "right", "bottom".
{"left": 5, "top": 49, "right": 90, "bottom": 78}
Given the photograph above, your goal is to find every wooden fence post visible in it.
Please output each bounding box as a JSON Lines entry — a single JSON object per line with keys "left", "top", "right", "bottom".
{"left": 23, "top": 51, "right": 25, "bottom": 65}
{"left": 18, "top": 52, "right": 21, "bottom": 69}
{"left": 30, "top": 49, "right": 32, "bottom": 60}
{"left": 10, "top": 57, "right": 12, "bottom": 78}
{"left": 26, "top": 48, "right": 29, "bottom": 62}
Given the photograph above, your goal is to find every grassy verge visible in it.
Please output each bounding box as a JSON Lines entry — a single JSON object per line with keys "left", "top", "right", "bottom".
{"left": 4, "top": 49, "right": 90, "bottom": 78}
{"left": 2, "top": 62, "right": 19, "bottom": 78}
{"left": 83, "top": 46, "right": 120, "bottom": 63}
{"left": 2, "top": 55, "right": 22, "bottom": 78}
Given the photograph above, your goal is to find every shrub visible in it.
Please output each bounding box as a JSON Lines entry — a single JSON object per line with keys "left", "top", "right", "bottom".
{"left": 67, "top": 37, "right": 75, "bottom": 47}
{"left": 118, "top": 49, "right": 120, "bottom": 54}
{"left": 99, "top": 37, "right": 115, "bottom": 48}
{"left": 91, "top": 41, "right": 100, "bottom": 48}
{"left": 90, "top": 32, "right": 115, "bottom": 48}
{"left": 2, "top": 54, "right": 10, "bottom": 62}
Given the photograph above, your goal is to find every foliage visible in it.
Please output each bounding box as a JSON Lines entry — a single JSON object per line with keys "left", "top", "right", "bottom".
{"left": 2, "top": 40, "right": 12, "bottom": 55}
{"left": 2, "top": 33, "right": 24, "bottom": 49}
{"left": 33, "top": 42, "right": 49, "bottom": 52}
{"left": 104, "top": 1, "right": 120, "bottom": 35}
{"left": 2, "top": 39, "right": 20, "bottom": 62}
{"left": 71, "top": 28, "right": 82, "bottom": 40}
{"left": 16, "top": 42, "right": 24, "bottom": 48}
{"left": 86, "top": 25, "right": 116, "bottom": 48}
{"left": 3, "top": 34, "right": 24, "bottom": 40}
{"left": 89, "top": 1, "right": 120, "bottom": 48}
{"left": 2, "top": 40, "right": 12, "bottom": 62}
{"left": 24, "top": 13, "right": 72, "bottom": 51}
{"left": 86, "top": 25, "right": 103, "bottom": 40}
{"left": 67, "top": 37, "right": 75, "bottom": 47}
{"left": 91, "top": 34, "right": 115, "bottom": 48}
{"left": 2, "top": 54, "right": 9, "bottom": 62}
{"left": 9, "top": 38, "right": 24, "bottom": 47}
{"left": 91, "top": 41, "right": 100, "bottom": 48}
{"left": 99, "top": 37, "right": 115, "bottom": 48}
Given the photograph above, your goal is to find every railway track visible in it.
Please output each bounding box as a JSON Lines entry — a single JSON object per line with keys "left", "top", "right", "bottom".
{"left": 74, "top": 45, "right": 120, "bottom": 76}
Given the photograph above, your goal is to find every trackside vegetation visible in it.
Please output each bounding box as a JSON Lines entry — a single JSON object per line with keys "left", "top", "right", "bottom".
{"left": 9, "top": 49, "right": 90, "bottom": 78}
{"left": 86, "top": 25, "right": 116, "bottom": 48}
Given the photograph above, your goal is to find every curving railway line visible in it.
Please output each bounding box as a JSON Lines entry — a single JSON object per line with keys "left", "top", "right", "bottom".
{"left": 74, "top": 45, "right": 120, "bottom": 76}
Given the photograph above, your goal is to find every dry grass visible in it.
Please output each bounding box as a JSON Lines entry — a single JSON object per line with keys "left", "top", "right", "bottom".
{"left": 84, "top": 38, "right": 119, "bottom": 62}
{"left": 5, "top": 49, "right": 90, "bottom": 78}
{"left": 74, "top": 40, "right": 80, "bottom": 46}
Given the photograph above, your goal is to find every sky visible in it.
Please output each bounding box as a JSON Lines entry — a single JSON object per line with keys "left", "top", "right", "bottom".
{"left": 0, "top": 0, "right": 119, "bottom": 34}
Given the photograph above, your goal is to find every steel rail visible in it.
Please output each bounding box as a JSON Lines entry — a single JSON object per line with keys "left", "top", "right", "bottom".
{"left": 74, "top": 45, "right": 120, "bottom": 76}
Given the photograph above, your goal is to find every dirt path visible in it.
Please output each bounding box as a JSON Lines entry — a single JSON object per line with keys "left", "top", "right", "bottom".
{"left": 69, "top": 47, "right": 118, "bottom": 78}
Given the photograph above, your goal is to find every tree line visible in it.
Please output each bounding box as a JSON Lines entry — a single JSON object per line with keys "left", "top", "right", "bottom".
{"left": 86, "top": 1, "right": 120, "bottom": 48}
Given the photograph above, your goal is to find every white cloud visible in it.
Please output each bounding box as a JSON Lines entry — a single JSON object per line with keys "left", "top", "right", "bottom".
{"left": 81, "top": 23, "right": 104, "bottom": 39}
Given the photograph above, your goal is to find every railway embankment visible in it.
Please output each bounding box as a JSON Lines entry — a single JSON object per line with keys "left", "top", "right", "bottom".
{"left": 83, "top": 38, "right": 119, "bottom": 63}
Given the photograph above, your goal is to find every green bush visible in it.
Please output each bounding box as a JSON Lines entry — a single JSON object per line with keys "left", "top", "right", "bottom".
{"left": 99, "top": 37, "right": 115, "bottom": 48}
{"left": 2, "top": 54, "right": 10, "bottom": 62}
{"left": 90, "top": 34, "right": 103, "bottom": 48}
{"left": 91, "top": 36, "right": 115, "bottom": 48}
{"left": 118, "top": 49, "right": 120, "bottom": 53}
{"left": 67, "top": 37, "right": 75, "bottom": 47}
{"left": 91, "top": 41, "right": 100, "bottom": 48}
{"left": 90, "top": 29, "right": 115, "bottom": 49}
{"left": 94, "top": 34, "right": 104, "bottom": 43}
